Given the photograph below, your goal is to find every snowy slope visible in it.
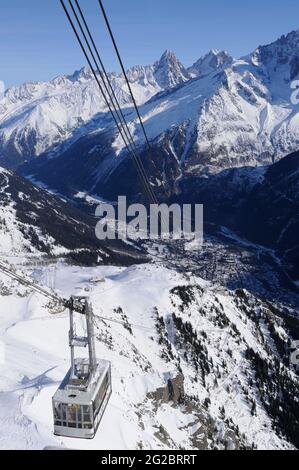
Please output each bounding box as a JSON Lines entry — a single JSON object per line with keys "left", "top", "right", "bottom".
{"left": 0, "top": 167, "right": 146, "bottom": 265}
{"left": 1, "top": 31, "right": 299, "bottom": 177}
{"left": 188, "top": 49, "right": 233, "bottom": 78}
{"left": 0, "top": 51, "right": 189, "bottom": 167}
{"left": 128, "top": 30, "right": 299, "bottom": 175}
{"left": 11, "top": 29, "right": 299, "bottom": 201}
{"left": 0, "top": 262, "right": 298, "bottom": 450}
{"left": 174, "top": 150, "right": 299, "bottom": 281}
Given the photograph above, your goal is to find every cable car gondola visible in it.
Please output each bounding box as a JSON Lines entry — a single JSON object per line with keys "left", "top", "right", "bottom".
{"left": 52, "top": 296, "right": 112, "bottom": 439}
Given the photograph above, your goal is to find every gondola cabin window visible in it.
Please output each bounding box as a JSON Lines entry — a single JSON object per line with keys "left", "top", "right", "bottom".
{"left": 53, "top": 360, "right": 111, "bottom": 439}
{"left": 53, "top": 402, "right": 93, "bottom": 429}
{"left": 94, "top": 372, "right": 109, "bottom": 417}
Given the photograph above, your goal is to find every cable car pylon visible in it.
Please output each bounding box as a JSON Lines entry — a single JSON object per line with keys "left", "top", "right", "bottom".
{"left": 53, "top": 296, "right": 112, "bottom": 439}
{"left": 0, "top": 260, "right": 112, "bottom": 439}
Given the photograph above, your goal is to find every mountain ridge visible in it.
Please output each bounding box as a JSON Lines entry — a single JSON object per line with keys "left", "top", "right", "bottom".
{"left": 0, "top": 166, "right": 146, "bottom": 265}
{"left": 1, "top": 29, "right": 299, "bottom": 201}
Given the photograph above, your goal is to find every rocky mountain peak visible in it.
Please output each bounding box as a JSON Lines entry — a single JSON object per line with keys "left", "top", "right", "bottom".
{"left": 158, "top": 49, "right": 179, "bottom": 64}
{"left": 251, "top": 30, "right": 299, "bottom": 80}
{"left": 67, "top": 65, "right": 93, "bottom": 82}
{"left": 153, "top": 49, "right": 190, "bottom": 88}
{"left": 188, "top": 49, "right": 233, "bottom": 77}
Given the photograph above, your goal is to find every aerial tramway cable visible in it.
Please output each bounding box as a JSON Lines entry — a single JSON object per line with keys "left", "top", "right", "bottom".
{"left": 71, "top": 0, "right": 158, "bottom": 205}
{"left": 60, "top": 0, "right": 157, "bottom": 205}
{"left": 69, "top": 0, "right": 154, "bottom": 201}
{"left": 97, "top": 0, "right": 153, "bottom": 152}
{"left": 95, "top": 0, "right": 181, "bottom": 228}
{"left": 1, "top": 4, "right": 197, "bottom": 438}
{"left": 0, "top": 260, "right": 72, "bottom": 309}
{"left": 61, "top": 0, "right": 155, "bottom": 205}
{"left": 0, "top": 259, "right": 153, "bottom": 330}
{"left": 61, "top": 0, "right": 193, "bottom": 247}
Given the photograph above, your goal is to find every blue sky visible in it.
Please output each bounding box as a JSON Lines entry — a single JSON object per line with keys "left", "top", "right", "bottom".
{"left": 1, "top": 0, "right": 298, "bottom": 88}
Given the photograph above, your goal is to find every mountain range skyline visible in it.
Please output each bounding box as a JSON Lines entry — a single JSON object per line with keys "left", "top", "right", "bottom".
{"left": 2, "top": 27, "right": 299, "bottom": 92}
{"left": 0, "top": 4, "right": 299, "bottom": 451}
{"left": 2, "top": 27, "right": 299, "bottom": 171}
{"left": 1, "top": 0, "right": 299, "bottom": 87}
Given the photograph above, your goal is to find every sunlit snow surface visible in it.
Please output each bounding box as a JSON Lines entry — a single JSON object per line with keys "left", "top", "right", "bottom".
{"left": 0, "top": 261, "right": 293, "bottom": 450}
{"left": 1, "top": 31, "right": 299, "bottom": 171}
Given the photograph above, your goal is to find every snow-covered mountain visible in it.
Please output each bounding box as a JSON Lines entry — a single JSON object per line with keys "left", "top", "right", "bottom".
{"left": 1, "top": 161, "right": 298, "bottom": 451}
{"left": 188, "top": 49, "right": 233, "bottom": 77}
{"left": 0, "top": 167, "right": 146, "bottom": 265}
{"left": 0, "top": 50, "right": 190, "bottom": 167}
{"left": 1, "top": 30, "right": 299, "bottom": 177}
{"left": 1, "top": 28, "right": 299, "bottom": 452}
{"left": 175, "top": 150, "right": 299, "bottom": 281}
{"left": 132, "top": 29, "right": 299, "bottom": 176}
{"left": 0, "top": 262, "right": 298, "bottom": 450}
{"left": 128, "top": 50, "right": 190, "bottom": 89}
{"left": 3, "top": 29, "right": 297, "bottom": 201}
